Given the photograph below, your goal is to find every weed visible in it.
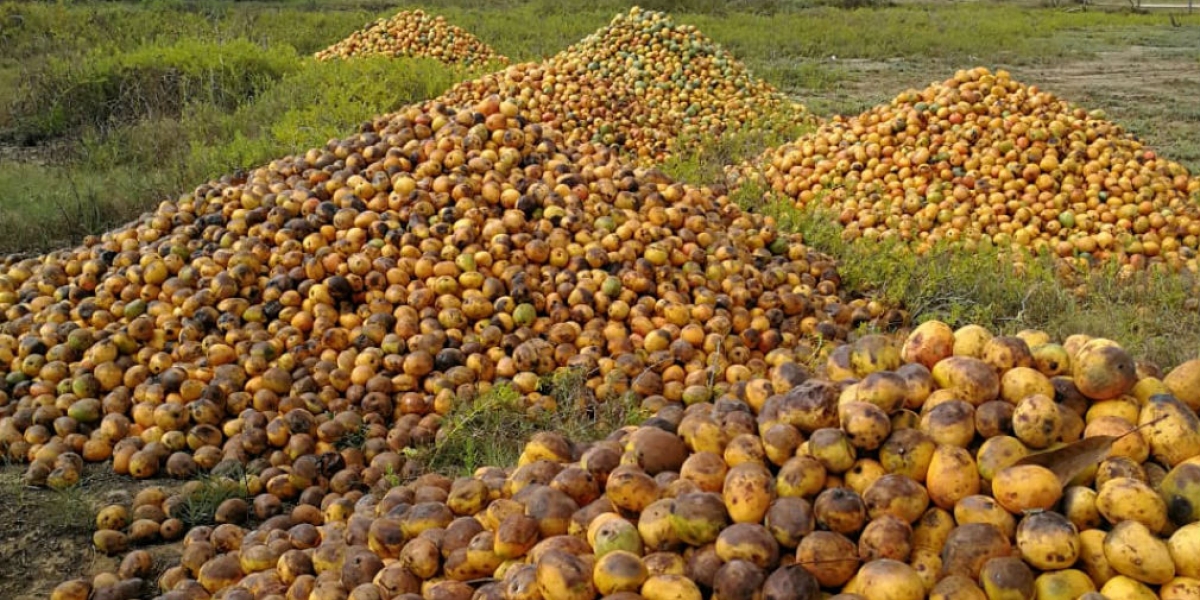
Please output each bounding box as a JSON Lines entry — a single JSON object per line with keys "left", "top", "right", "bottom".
{"left": 542, "top": 367, "right": 646, "bottom": 442}
{"left": 740, "top": 192, "right": 1200, "bottom": 370}
{"left": 662, "top": 120, "right": 813, "bottom": 186}
{"left": 381, "top": 464, "right": 403, "bottom": 490}
{"left": 417, "top": 381, "right": 527, "bottom": 476}
{"left": 174, "top": 469, "right": 250, "bottom": 529}
{"left": 414, "top": 369, "right": 645, "bottom": 477}
{"left": 0, "top": 463, "right": 95, "bottom": 535}
{"left": 337, "top": 422, "right": 370, "bottom": 451}
{"left": 42, "top": 483, "right": 96, "bottom": 535}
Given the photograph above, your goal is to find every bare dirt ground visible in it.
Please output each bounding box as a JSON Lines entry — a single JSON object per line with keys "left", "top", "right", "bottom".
{"left": 0, "top": 464, "right": 182, "bottom": 600}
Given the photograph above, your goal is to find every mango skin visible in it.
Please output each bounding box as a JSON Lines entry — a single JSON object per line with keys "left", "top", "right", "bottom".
{"left": 1163, "top": 462, "right": 1200, "bottom": 526}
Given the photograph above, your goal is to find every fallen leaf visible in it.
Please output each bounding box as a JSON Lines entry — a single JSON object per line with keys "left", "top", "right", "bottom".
{"left": 1014, "top": 414, "right": 1166, "bottom": 487}
{"left": 1014, "top": 435, "right": 1118, "bottom": 487}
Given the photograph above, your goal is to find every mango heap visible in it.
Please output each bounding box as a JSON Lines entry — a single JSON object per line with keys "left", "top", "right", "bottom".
{"left": 315, "top": 10, "right": 508, "bottom": 67}
{"left": 0, "top": 95, "right": 898, "bottom": 511}
{"left": 740, "top": 67, "right": 1200, "bottom": 273}
{"left": 431, "top": 7, "right": 812, "bottom": 164}
{"left": 52, "top": 322, "right": 1200, "bottom": 600}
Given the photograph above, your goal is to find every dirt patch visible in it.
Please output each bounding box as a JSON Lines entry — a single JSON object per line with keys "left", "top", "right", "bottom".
{"left": 1023, "top": 44, "right": 1200, "bottom": 100}
{"left": 1016, "top": 44, "right": 1200, "bottom": 170}
{"left": 0, "top": 464, "right": 181, "bottom": 599}
{"left": 789, "top": 57, "right": 937, "bottom": 117}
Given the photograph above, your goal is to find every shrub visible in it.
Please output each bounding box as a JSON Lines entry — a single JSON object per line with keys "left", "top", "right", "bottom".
{"left": 14, "top": 38, "right": 298, "bottom": 140}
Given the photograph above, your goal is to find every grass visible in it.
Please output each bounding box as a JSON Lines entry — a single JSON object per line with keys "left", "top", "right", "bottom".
{"left": 738, "top": 191, "right": 1200, "bottom": 370}
{"left": 0, "top": 51, "right": 464, "bottom": 253}
{"left": 336, "top": 422, "right": 371, "bottom": 451}
{"left": 12, "top": 38, "right": 299, "bottom": 143}
{"left": 0, "top": 461, "right": 98, "bottom": 535}
{"left": 172, "top": 469, "right": 250, "bottom": 529}
{"left": 0, "top": 462, "right": 187, "bottom": 599}
{"left": 412, "top": 368, "right": 645, "bottom": 476}
{"left": 662, "top": 120, "right": 815, "bottom": 187}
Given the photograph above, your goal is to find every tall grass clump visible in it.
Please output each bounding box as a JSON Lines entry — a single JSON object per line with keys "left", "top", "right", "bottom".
{"left": 414, "top": 368, "right": 645, "bottom": 477}
{"left": 739, "top": 191, "right": 1200, "bottom": 370}
{"left": 11, "top": 38, "right": 298, "bottom": 143}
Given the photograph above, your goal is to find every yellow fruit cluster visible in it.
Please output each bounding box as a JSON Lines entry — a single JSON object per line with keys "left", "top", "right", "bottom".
{"left": 315, "top": 10, "right": 508, "bottom": 67}
{"left": 17, "top": 7, "right": 1200, "bottom": 600}
{"left": 432, "top": 7, "right": 812, "bottom": 164}
{"left": 53, "top": 323, "right": 1200, "bottom": 600}
{"left": 2, "top": 97, "right": 901, "bottom": 599}
{"left": 741, "top": 67, "right": 1200, "bottom": 272}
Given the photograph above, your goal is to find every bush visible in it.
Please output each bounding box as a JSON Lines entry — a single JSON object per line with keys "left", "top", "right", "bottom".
{"left": 0, "top": 54, "right": 466, "bottom": 254}
{"left": 14, "top": 38, "right": 299, "bottom": 141}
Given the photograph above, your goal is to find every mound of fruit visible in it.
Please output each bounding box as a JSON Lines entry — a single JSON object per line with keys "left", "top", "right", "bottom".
{"left": 314, "top": 10, "right": 507, "bottom": 67}
{"left": 0, "top": 97, "right": 900, "bottom": 497}
{"left": 740, "top": 67, "right": 1200, "bottom": 272}
{"left": 432, "top": 7, "right": 812, "bottom": 164}
{"left": 53, "top": 323, "right": 1200, "bottom": 600}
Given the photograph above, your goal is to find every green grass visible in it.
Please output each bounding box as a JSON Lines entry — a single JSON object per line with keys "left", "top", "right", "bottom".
{"left": 739, "top": 192, "right": 1200, "bottom": 370}
{"left": 662, "top": 122, "right": 815, "bottom": 187}
{"left": 0, "top": 51, "right": 463, "bottom": 253}
{"left": 0, "top": 465, "right": 97, "bottom": 535}
{"left": 0, "top": 161, "right": 175, "bottom": 255}
{"left": 413, "top": 368, "right": 645, "bottom": 476}
{"left": 172, "top": 469, "right": 250, "bottom": 529}
{"left": 12, "top": 38, "right": 298, "bottom": 143}
{"left": 185, "top": 54, "right": 462, "bottom": 171}
{"left": 416, "top": 0, "right": 1200, "bottom": 104}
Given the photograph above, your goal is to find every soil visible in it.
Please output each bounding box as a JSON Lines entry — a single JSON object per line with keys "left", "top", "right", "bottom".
{"left": 0, "top": 464, "right": 181, "bottom": 600}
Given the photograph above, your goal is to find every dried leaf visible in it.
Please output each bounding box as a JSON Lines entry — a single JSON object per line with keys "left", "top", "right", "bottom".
{"left": 1014, "top": 435, "right": 1118, "bottom": 487}
{"left": 1014, "top": 415, "right": 1166, "bottom": 487}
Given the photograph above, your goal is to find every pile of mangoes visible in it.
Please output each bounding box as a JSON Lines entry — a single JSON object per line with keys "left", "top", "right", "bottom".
{"left": 315, "top": 10, "right": 508, "bottom": 67}
{"left": 1, "top": 96, "right": 903, "bottom": 599}
{"left": 431, "top": 7, "right": 812, "bottom": 164}
{"left": 52, "top": 324, "right": 1200, "bottom": 600}
{"left": 740, "top": 67, "right": 1200, "bottom": 273}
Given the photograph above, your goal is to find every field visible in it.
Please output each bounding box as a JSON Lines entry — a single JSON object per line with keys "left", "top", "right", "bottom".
{"left": 1, "top": 0, "right": 1200, "bottom": 598}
